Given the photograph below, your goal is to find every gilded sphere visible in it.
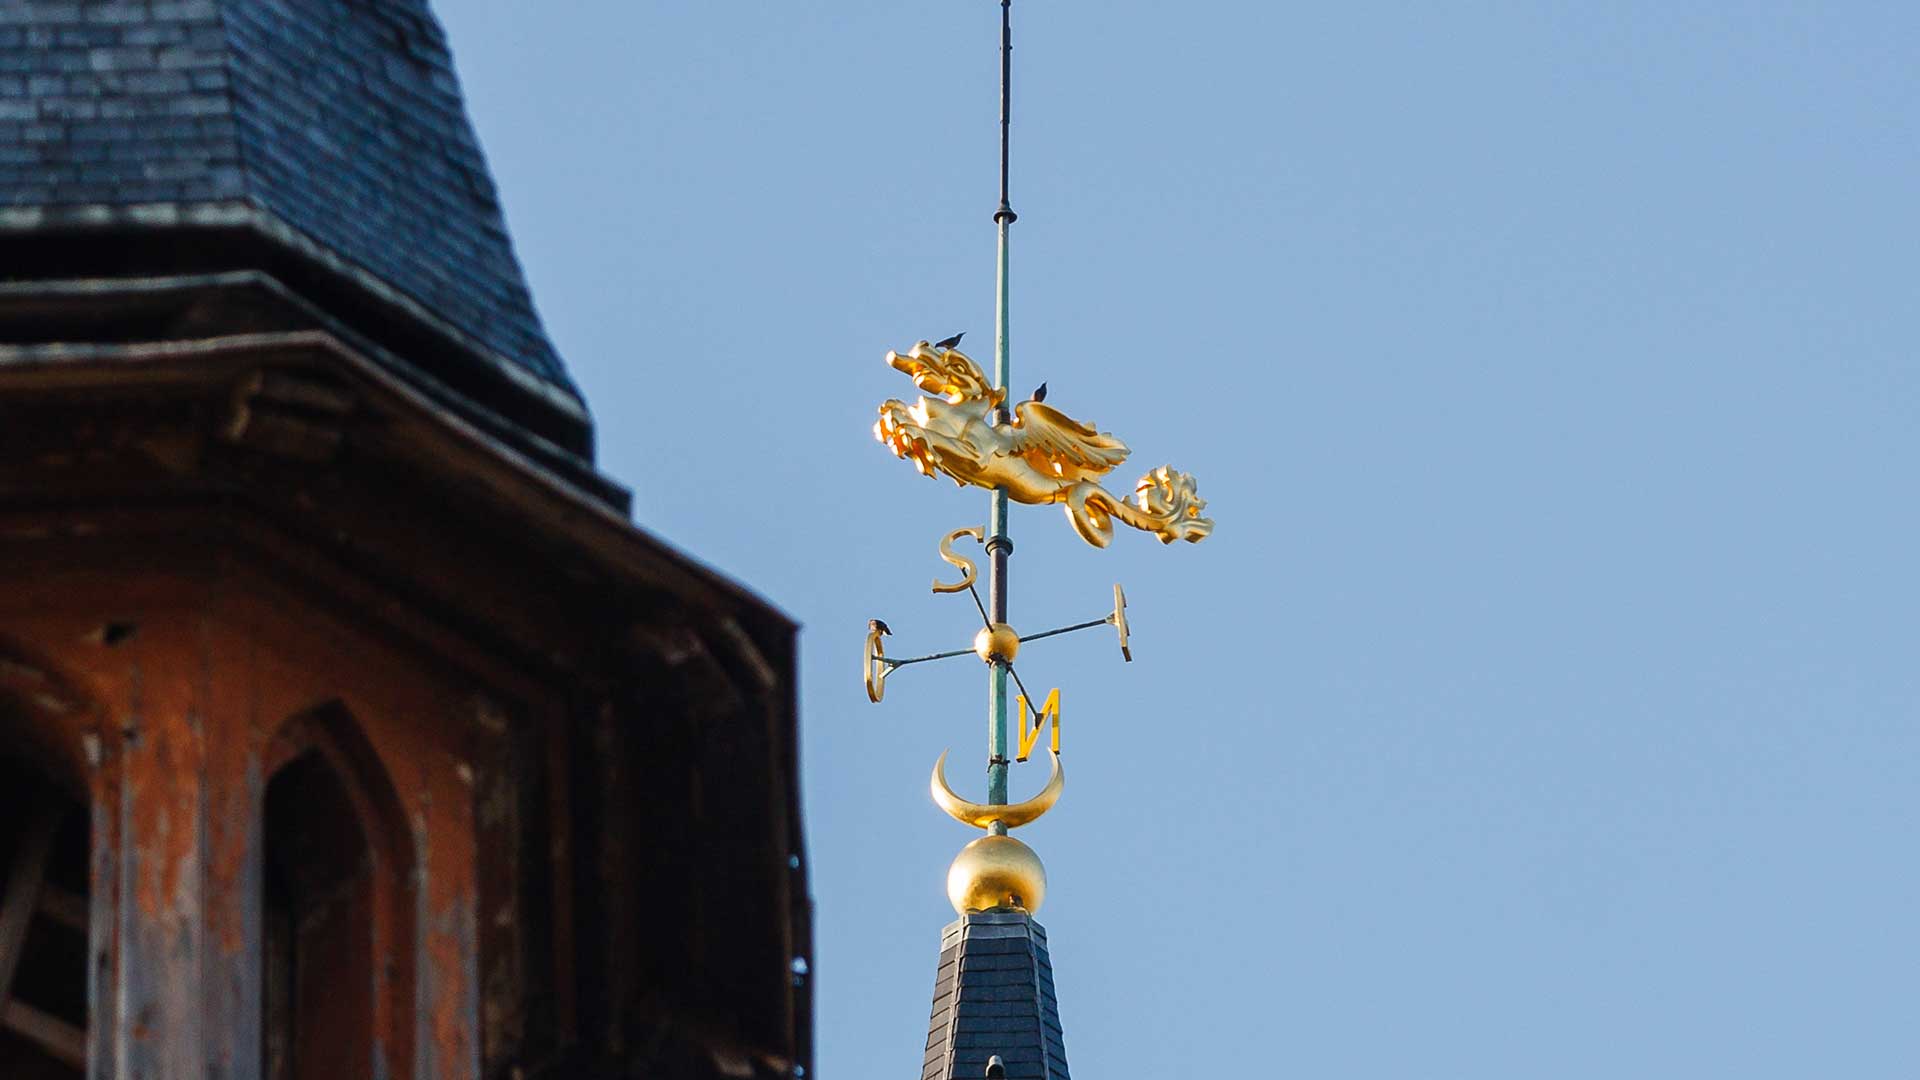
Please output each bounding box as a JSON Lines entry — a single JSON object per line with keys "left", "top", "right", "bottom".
{"left": 972, "top": 622, "right": 1021, "bottom": 664}
{"left": 946, "top": 834, "right": 1047, "bottom": 916}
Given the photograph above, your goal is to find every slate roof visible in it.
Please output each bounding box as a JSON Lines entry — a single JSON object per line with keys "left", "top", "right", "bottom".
{"left": 0, "top": 0, "right": 581, "bottom": 423}
{"left": 923, "top": 912, "right": 1071, "bottom": 1080}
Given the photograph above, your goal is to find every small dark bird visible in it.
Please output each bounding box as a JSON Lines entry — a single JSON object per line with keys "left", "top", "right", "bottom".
{"left": 1031, "top": 382, "right": 1048, "bottom": 403}
{"left": 868, "top": 618, "right": 892, "bottom": 636}
{"left": 934, "top": 332, "right": 965, "bottom": 350}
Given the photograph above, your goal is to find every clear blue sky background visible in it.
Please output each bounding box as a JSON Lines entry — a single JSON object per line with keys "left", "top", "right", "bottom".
{"left": 437, "top": 3, "right": 1917, "bottom": 1076}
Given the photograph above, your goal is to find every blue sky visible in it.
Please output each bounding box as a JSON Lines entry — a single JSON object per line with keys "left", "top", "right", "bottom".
{"left": 439, "top": 3, "right": 1918, "bottom": 1076}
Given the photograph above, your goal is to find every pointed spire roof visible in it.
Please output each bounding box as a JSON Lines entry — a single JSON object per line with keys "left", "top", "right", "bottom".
{"left": 923, "top": 912, "right": 1071, "bottom": 1080}
{"left": 0, "top": 0, "right": 591, "bottom": 460}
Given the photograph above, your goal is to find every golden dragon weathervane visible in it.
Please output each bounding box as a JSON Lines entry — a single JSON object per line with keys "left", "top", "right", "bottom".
{"left": 865, "top": 332, "right": 1215, "bottom": 919}
{"left": 867, "top": 0, "right": 1212, "bottom": 922}
{"left": 875, "top": 339, "right": 1213, "bottom": 548}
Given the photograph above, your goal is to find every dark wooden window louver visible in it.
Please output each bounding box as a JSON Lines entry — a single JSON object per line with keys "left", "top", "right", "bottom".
{"left": 0, "top": 763, "right": 89, "bottom": 1079}
{"left": 262, "top": 749, "right": 378, "bottom": 1080}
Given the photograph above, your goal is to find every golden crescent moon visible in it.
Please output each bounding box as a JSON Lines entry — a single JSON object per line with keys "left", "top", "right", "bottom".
{"left": 930, "top": 748, "right": 1063, "bottom": 830}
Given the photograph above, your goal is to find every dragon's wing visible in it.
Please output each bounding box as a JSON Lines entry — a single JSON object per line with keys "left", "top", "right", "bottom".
{"left": 1011, "top": 401, "right": 1131, "bottom": 480}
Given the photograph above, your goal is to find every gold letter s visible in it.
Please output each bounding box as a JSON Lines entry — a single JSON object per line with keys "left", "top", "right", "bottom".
{"left": 932, "top": 526, "right": 985, "bottom": 595}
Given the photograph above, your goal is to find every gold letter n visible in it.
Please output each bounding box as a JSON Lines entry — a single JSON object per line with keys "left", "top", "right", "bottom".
{"left": 1016, "top": 689, "right": 1061, "bottom": 762}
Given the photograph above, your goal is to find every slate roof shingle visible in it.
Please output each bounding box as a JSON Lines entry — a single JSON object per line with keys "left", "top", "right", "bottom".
{"left": 923, "top": 912, "right": 1071, "bottom": 1080}
{"left": 0, "top": 0, "right": 577, "bottom": 405}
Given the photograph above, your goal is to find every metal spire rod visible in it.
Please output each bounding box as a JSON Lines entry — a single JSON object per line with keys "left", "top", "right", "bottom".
{"left": 986, "top": 0, "right": 1016, "bottom": 819}
{"left": 995, "top": 0, "right": 1016, "bottom": 226}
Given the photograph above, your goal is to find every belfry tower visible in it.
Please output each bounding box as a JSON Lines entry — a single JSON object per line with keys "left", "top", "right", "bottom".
{"left": 861, "top": 5, "right": 1213, "bottom": 1078}
{"left": 0, "top": 2, "right": 808, "bottom": 1078}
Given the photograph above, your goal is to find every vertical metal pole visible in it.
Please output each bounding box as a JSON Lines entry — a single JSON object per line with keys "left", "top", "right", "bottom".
{"left": 986, "top": 0, "right": 1016, "bottom": 816}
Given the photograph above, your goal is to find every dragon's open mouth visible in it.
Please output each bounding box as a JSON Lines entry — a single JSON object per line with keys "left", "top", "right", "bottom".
{"left": 875, "top": 411, "right": 937, "bottom": 477}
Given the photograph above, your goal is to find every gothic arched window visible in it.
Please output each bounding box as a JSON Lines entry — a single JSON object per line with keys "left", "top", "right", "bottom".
{"left": 262, "top": 706, "right": 414, "bottom": 1080}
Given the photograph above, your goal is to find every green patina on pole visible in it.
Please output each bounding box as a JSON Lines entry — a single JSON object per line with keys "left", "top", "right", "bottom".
{"left": 987, "top": 229, "right": 1011, "bottom": 811}
{"left": 986, "top": 0, "right": 1015, "bottom": 818}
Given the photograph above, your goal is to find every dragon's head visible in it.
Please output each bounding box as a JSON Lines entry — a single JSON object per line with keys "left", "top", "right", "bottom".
{"left": 885, "top": 341, "right": 1006, "bottom": 409}
{"left": 874, "top": 340, "right": 1007, "bottom": 483}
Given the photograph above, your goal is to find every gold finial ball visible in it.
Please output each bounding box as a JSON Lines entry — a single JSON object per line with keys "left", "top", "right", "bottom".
{"left": 973, "top": 622, "right": 1021, "bottom": 664}
{"left": 946, "top": 834, "right": 1047, "bottom": 916}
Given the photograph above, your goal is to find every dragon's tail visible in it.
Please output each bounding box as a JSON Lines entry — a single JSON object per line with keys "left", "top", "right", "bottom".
{"left": 1064, "top": 466, "right": 1213, "bottom": 547}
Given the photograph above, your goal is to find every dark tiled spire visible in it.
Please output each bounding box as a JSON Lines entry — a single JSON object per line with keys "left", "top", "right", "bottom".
{"left": 923, "top": 912, "right": 1070, "bottom": 1080}
{"left": 0, "top": 0, "right": 588, "bottom": 454}
{"left": 219, "top": 0, "right": 569, "bottom": 388}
